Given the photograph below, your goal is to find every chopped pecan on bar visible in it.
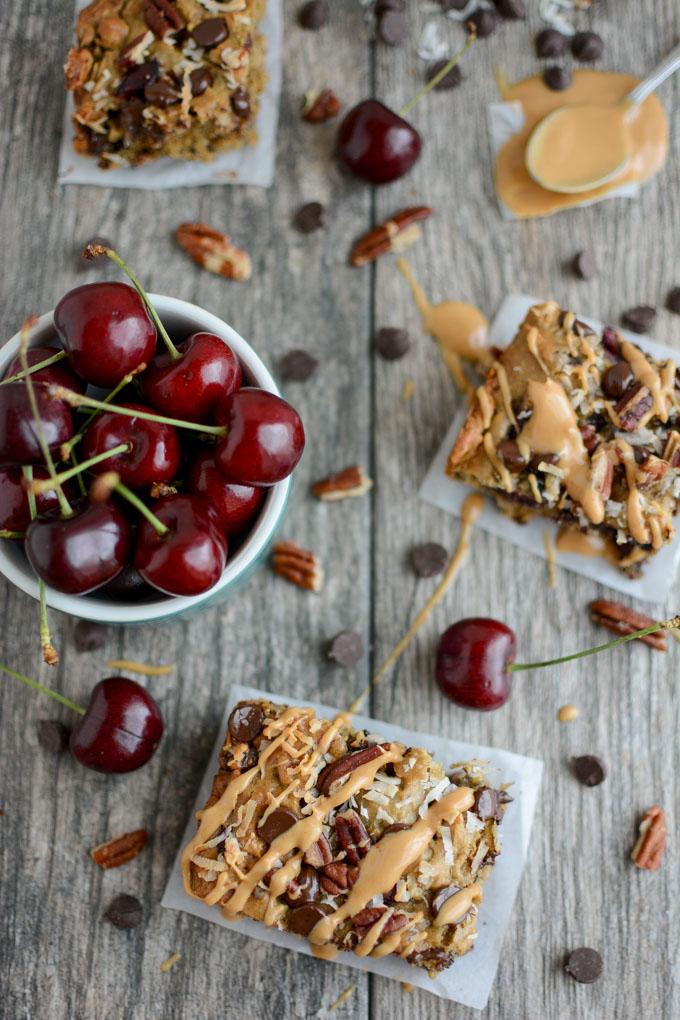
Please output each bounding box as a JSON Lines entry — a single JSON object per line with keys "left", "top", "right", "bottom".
{"left": 350, "top": 206, "right": 432, "bottom": 267}
{"left": 335, "top": 810, "right": 371, "bottom": 863}
{"left": 589, "top": 600, "right": 667, "bottom": 651}
{"left": 631, "top": 805, "right": 667, "bottom": 871}
{"left": 272, "top": 541, "right": 324, "bottom": 592}
{"left": 303, "top": 88, "right": 342, "bottom": 122}
{"left": 316, "top": 745, "right": 389, "bottom": 795}
{"left": 615, "top": 383, "right": 654, "bottom": 431}
{"left": 90, "top": 829, "right": 148, "bottom": 869}
{"left": 143, "top": 0, "right": 184, "bottom": 39}
{"left": 311, "top": 465, "right": 373, "bottom": 501}
{"left": 176, "top": 223, "right": 252, "bottom": 282}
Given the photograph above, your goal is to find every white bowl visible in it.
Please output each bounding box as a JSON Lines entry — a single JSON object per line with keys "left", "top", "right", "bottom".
{"left": 0, "top": 294, "right": 290, "bottom": 625}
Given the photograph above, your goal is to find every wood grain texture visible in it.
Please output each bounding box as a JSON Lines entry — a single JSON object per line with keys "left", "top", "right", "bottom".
{"left": 0, "top": 1, "right": 679, "bottom": 1018}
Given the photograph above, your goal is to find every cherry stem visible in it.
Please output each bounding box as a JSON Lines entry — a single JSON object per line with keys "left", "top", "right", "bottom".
{"left": 399, "top": 31, "right": 476, "bottom": 117}
{"left": 510, "top": 614, "right": 680, "bottom": 672}
{"left": 60, "top": 365, "right": 146, "bottom": 459}
{"left": 49, "top": 386, "right": 226, "bottom": 437}
{"left": 22, "top": 465, "right": 59, "bottom": 667}
{"left": 114, "top": 480, "right": 169, "bottom": 537}
{"left": 69, "top": 448, "right": 88, "bottom": 498}
{"left": 0, "top": 529, "right": 25, "bottom": 539}
{"left": 88, "top": 245, "right": 181, "bottom": 362}
{"left": 0, "top": 662, "right": 84, "bottom": 714}
{"left": 1, "top": 349, "right": 68, "bottom": 386}
{"left": 31, "top": 442, "right": 130, "bottom": 495}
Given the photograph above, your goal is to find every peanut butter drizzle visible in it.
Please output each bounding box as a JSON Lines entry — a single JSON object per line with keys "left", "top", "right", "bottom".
{"left": 555, "top": 527, "right": 618, "bottom": 563}
{"left": 492, "top": 361, "right": 517, "bottom": 429}
{"left": 516, "top": 379, "right": 604, "bottom": 524}
{"left": 308, "top": 786, "right": 475, "bottom": 947}
{"left": 483, "top": 432, "right": 513, "bottom": 491}
{"left": 496, "top": 71, "right": 668, "bottom": 219}
{"left": 265, "top": 851, "right": 304, "bottom": 926}
{"left": 616, "top": 438, "right": 649, "bottom": 544}
{"left": 525, "top": 327, "right": 551, "bottom": 376}
{"left": 371, "top": 917, "right": 423, "bottom": 959}
{"left": 476, "top": 384, "right": 494, "bottom": 431}
{"left": 620, "top": 341, "right": 675, "bottom": 425}
{"left": 543, "top": 532, "right": 557, "bottom": 588}
{"left": 433, "top": 883, "right": 482, "bottom": 927}
{"left": 355, "top": 908, "right": 393, "bottom": 957}
{"left": 312, "top": 943, "right": 339, "bottom": 961}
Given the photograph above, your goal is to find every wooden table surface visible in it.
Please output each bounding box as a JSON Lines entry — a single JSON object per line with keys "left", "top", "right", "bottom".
{"left": 1, "top": 2, "right": 679, "bottom": 1018}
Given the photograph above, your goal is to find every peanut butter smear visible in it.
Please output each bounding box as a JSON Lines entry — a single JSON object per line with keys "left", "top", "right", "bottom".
{"left": 496, "top": 71, "right": 668, "bottom": 218}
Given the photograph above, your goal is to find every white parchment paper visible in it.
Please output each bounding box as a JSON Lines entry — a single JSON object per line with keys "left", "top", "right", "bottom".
{"left": 162, "top": 684, "right": 543, "bottom": 1009}
{"left": 420, "top": 294, "right": 680, "bottom": 602}
{"left": 58, "top": 0, "right": 282, "bottom": 189}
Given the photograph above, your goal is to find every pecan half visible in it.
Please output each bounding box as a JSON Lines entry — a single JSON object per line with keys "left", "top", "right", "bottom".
{"left": 350, "top": 207, "right": 432, "bottom": 267}
{"left": 303, "top": 833, "right": 333, "bottom": 868}
{"left": 98, "top": 16, "right": 129, "bottom": 48}
{"left": 64, "top": 48, "right": 94, "bottom": 91}
{"left": 589, "top": 445, "right": 613, "bottom": 501}
{"left": 590, "top": 600, "right": 666, "bottom": 651}
{"left": 631, "top": 805, "right": 666, "bottom": 871}
{"left": 316, "top": 744, "right": 390, "bottom": 796}
{"left": 273, "top": 541, "right": 323, "bottom": 592}
{"left": 311, "top": 465, "right": 373, "bottom": 502}
{"left": 335, "top": 810, "right": 371, "bottom": 864}
{"left": 615, "top": 382, "right": 653, "bottom": 431}
{"left": 302, "top": 88, "right": 342, "bottom": 122}
{"left": 352, "top": 906, "right": 409, "bottom": 937}
{"left": 320, "top": 862, "right": 359, "bottom": 895}
{"left": 143, "top": 0, "right": 184, "bottom": 38}
{"left": 176, "top": 223, "right": 252, "bottom": 282}
{"left": 662, "top": 430, "right": 680, "bottom": 467}
{"left": 90, "top": 829, "right": 148, "bottom": 869}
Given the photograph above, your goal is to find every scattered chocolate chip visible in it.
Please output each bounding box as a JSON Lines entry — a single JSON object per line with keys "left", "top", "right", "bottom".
{"left": 535, "top": 28, "right": 566, "bottom": 58}
{"left": 73, "top": 619, "right": 107, "bottom": 652}
{"left": 190, "top": 66, "right": 213, "bottom": 97}
{"left": 378, "top": 8, "right": 408, "bottom": 46}
{"left": 544, "top": 65, "right": 572, "bottom": 92}
{"left": 292, "top": 201, "right": 326, "bottom": 234}
{"left": 602, "top": 361, "right": 635, "bottom": 400}
{"left": 572, "top": 250, "right": 597, "bottom": 280}
{"left": 565, "top": 947, "right": 603, "bottom": 984}
{"left": 621, "top": 305, "right": 656, "bottom": 334}
{"left": 376, "top": 0, "right": 404, "bottom": 12}
{"left": 666, "top": 287, "right": 680, "bottom": 315}
{"left": 37, "top": 719, "right": 71, "bottom": 754}
{"left": 467, "top": 8, "right": 498, "bottom": 37}
{"left": 191, "top": 17, "right": 228, "bottom": 48}
{"left": 327, "top": 630, "right": 364, "bottom": 668}
{"left": 287, "top": 903, "right": 330, "bottom": 935}
{"left": 104, "top": 893, "right": 143, "bottom": 930}
{"left": 411, "top": 542, "right": 448, "bottom": 578}
{"left": 258, "top": 808, "right": 299, "bottom": 844}
{"left": 279, "top": 349, "right": 319, "bottom": 381}
{"left": 428, "top": 59, "right": 463, "bottom": 91}
{"left": 473, "top": 786, "right": 503, "bottom": 821}
{"left": 493, "top": 0, "right": 526, "bottom": 18}
{"left": 144, "top": 78, "right": 180, "bottom": 107}
{"left": 230, "top": 86, "right": 250, "bottom": 119}
{"left": 228, "top": 703, "right": 265, "bottom": 743}
{"left": 298, "top": 0, "right": 329, "bottom": 30}
{"left": 498, "top": 438, "right": 527, "bottom": 473}
{"left": 375, "top": 327, "right": 410, "bottom": 360}
{"left": 571, "top": 31, "right": 604, "bottom": 62}
{"left": 571, "top": 754, "right": 606, "bottom": 787}
{"left": 78, "top": 236, "right": 113, "bottom": 268}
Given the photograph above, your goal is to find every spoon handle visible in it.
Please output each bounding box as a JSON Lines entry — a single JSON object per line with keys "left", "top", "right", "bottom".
{"left": 627, "top": 41, "right": 680, "bottom": 107}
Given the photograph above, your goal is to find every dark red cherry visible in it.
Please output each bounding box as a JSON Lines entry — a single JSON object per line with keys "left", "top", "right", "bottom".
{"left": 133, "top": 494, "right": 227, "bottom": 596}
{"left": 54, "top": 282, "right": 157, "bottom": 387}
{"left": 214, "top": 388, "right": 305, "bottom": 486}
{"left": 188, "top": 450, "right": 265, "bottom": 536}
{"left": 0, "top": 383, "right": 73, "bottom": 463}
{"left": 436, "top": 618, "right": 517, "bottom": 711}
{"left": 4, "top": 346, "right": 85, "bottom": 393}
{"left": 80, "top": 402, "right": 181, "bottom": 489}
{"left": 25, "top": 500, "right": 132, "bottom": 595}
{"left": 337, "top": 100, "right": 422, "bottom": 184}
{"left": 142, "top": 332, "right": 242, "bottom": 423}
{"left": 69, "top": 676, "right": 164, "bottom": 773}
{"left": 0, "top": 465, "right": 74, "bottom": 532}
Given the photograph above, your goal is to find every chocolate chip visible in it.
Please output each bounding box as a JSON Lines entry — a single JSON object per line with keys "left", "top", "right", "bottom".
{"left": 571, "top": 755, "right": 606, "bottom": 787}
{"left": 78, "top": 236, "right": 112, "bottom": 268}
{"left": 544, "top": 66, "right": 572, "bottom": 92}
{"left": 191, "top": 17, "right": 228, "bottom": 48}
{"left": 498, "top": 438, "right": 527, "bottom": 473}
{"left": 565, "top": 947, "right": 603, "bottom": 983}
{"left": 283, "top": 864, "right": 320, "bottom": 906}
{"left": 622, "top": 305, "right": 656, "bottom": 334}
{"left": 378, "top": 9, "right": 408, "bottom": 46}
{"left": 73, "top": 619, "right": 107, "bottom": 652}
{"left": 230, "top": 87, "right": 250, "bottom": 119}
{"left": 493, "top": 0, "right": 526, "bottom": 18}
{"left": 279, "top": 349, "right": 319, "bottom": 381}
{"left": 37, "top": 719, "right": 71, "bottom": 754}
{"left": 104, "top": 893, "right": 143, "bottom": 930}
{"left": 467, "top": 8, "right": 498, "bottom": 37}
{"left": 411, "top": 542, "right": 448, "bottom": 578}
{"left": 258, "top": 808, "right": 299, "bottom": 844}
{"left": 298, "top": 0, "right": 329, "bottom": 30}
{"left": 287, "top": 903, "right": 330, "bottom": 935}
{"left": 144, "top": 78, "right": 180, "bottom": 107}
{"left": 572, "top": 250, "right": 597, "bottom": 280}
{"left": 428, "top": 59, "right": 463, "bottom": 91}
{"left": 602, "top": 362, "right": 634, "bottom": 400}
{"left": 116, "top": 60, "right": 160, "bottom": 99}
{"left": 376, "top": 0, "right": 404, "bottom": 12}
{"left": 431, "top": 884, "right": 461, "bottom": 916}
{"left": 190, "top": 66, "right": 213, "bottom": 97}
{"left": 228, "top": 702, "right": 265, "bottom": 743}
{"left": 473, "top": 786, "right": 503, "bottom": 821}
{"left": 666, "top": 287, "right": 680, "bottom": 315}
{"left": 535, "top": 28, "right": 566, "bottom": 58}
{"left": 571, "top": 31, "right": 604, "bottom": 62}
{"left": 292, "top": 201, "right": 326, "bottom": 234}
{"left": 601, "top": 325, "right": 620, "bottom": 357}
{"left": 327, "top": 630, "right": 364, "bottom": 667}
{"left": 375, "top": 327, "right": 410, "bottom": 360}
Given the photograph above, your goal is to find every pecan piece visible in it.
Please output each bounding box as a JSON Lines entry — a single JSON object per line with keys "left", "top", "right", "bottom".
{"left": 335, "top": 810, "right": 371, "bottom": 864}
{"left": 303, "top": 833, "right": 333, "bottom": 868}
{"left": 311, "top": 465, "right": 373, "bottom": 502}
{"left": 143, "top": 0, "right": 184, "bottom": 39}
{"left": 590, "top": 600, "right": 666, "bottom": 651}
{"left": 320, "top": 862, "right": 359, "bottom": 895}
{"left": 273, "top": 541, "right": 324, "bottom": 592}
{"left": 589, "top": 445, "right": 613, "bottom": 502}
{"left": 176, "top": 223, "right": 252, "bottom": 282}
{"left": 352, "top": 906, "right": 409, "bottom": 937}
{"left": 635, "top": 454, "right": 669, "bottom": 489}
{"left": 98, "top": 16, "right": 129, "bottom": 48}
{"left": 579, "top": 423, "right": 599, "bottom": 454}
{"left": 90, "top": 829, "right": 148, "bottom": 869}
{"left": 316, "top": 744, "right": 390, "bottom": 795}
{"left": 350, "top": 207, "right": 432, "bottom": 267}
{"left": 302, "top": 88, "right": 342, "bottom": 122}
{"left": 64, "top": 48, "right": 94, "bottom": 91}
{"left": 631, "top": 805, "right": 667, "bottom": 871}
{"left": 662, "top": 430, "right": 680, "bottom": 467}
{"left": 615, "top": 382, "right": 653, "bottom": 431}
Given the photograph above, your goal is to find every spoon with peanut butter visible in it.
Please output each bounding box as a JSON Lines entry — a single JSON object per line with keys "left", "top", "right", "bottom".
{"left": 525, "top": 42, "right": 680, "bottom": 194}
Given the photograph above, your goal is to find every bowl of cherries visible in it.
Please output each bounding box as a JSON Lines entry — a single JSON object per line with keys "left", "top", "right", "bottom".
{"left": 0, "top": 246, "right": 304, "bottom": 626}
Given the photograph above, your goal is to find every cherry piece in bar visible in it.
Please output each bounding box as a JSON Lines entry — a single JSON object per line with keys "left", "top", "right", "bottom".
{"left": 142, "top": 332, "right": 242, "bottom": 423}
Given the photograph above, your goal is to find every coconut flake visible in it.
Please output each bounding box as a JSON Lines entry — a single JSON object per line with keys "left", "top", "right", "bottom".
{"left": 470, "top": 838, "right": 489, "bottom": 874}
{"left": 416, "top": 19, "right": 448, "bottom": 62}
{"left": 362, "top": 790, "right": 390, "bottom": 806}
{"left": 439, "top": 824, "right": 454, "bottom": 865}
{"left": 418, "top": 778, "right": 452, "bottom": 818}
